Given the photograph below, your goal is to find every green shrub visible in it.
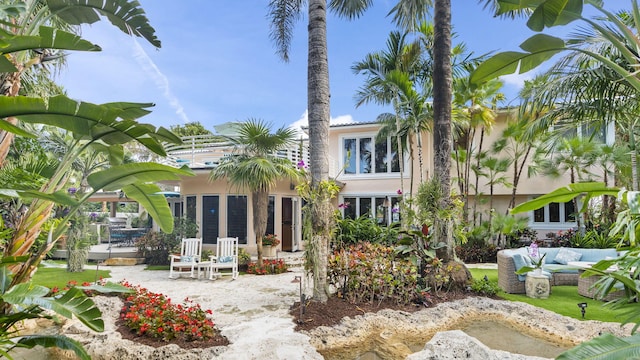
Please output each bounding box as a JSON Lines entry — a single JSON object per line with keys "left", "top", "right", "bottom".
{"left": 470, "top": 277, "right": 500, "bottom": 296}
{"left": 135, "top": 217, "right": 198, "bottom": 265}
{"left": 237, "top": 248, "right": 251, "bottom": 265}
{"left": 328, "top": 242, "right": 418, "bottom": 305}
{"left": 456, "top": 242, "right": 498, "bottom": 263}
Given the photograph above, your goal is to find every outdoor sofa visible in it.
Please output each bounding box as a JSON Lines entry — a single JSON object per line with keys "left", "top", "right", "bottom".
{"left": 497, "top": 247, "right": 621, "bottom": 294}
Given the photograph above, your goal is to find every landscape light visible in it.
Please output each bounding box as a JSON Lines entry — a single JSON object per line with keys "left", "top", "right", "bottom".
{"left": 578, "top": 302, "right": 588, "bottom": 319}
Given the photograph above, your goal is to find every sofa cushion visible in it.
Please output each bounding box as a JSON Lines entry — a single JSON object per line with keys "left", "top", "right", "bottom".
{"left": 543, "top": 264, "right": 580, "bottom": 274}
{"left": 554, "top": 248, "right": 583, "bottom": 265}
{"left": 579, "top": 248, "right": 618, "bottom": 262}
{"left": 513, "top": 253, "right": 532, "bottom": 270}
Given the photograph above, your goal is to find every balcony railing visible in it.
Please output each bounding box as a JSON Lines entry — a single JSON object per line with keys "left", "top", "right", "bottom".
{"left": 163, "top": 134, "right": 309, "bottom": 169}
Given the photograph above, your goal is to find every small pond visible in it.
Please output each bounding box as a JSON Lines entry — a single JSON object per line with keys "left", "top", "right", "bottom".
{"left": 320, "top": 318, "right": 572, "bottom": 360}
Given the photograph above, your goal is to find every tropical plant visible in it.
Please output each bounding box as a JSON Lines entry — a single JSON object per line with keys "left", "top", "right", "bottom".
{"left": 267, "top": 0, "right": 431, "bottom": 302}
{"left": 328, "top": 242, "right": 418, "bottom": 305}
{"left": 210, "top": 119, "right": 299, "bottom": 267}
{"left": 0, "top": 259, "right": 132, "bottom": 359}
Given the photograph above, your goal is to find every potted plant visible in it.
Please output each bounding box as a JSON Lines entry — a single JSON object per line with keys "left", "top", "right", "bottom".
{"left": 261, "top": 234, "right": 280, "bottom": 257}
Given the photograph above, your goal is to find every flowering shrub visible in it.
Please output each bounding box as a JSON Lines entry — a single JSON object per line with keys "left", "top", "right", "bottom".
{"left": 328, "top": 242, "right": 418, "bottom": 305}
{"left": 261, "top": 234, "right": 280, "bottom": 246}
{"left": 119, "top": 281, "right": 219, "bottom": 342}
{"left": 247, "top": 259, "right": 288, "bottom": 275}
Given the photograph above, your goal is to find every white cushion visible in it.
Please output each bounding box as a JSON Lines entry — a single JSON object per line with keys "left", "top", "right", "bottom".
{"left": 554, "top": 248, "right": 582, "bottom": 265}
{"left": 180, "top": 255, "right": 193, "bottom": 262}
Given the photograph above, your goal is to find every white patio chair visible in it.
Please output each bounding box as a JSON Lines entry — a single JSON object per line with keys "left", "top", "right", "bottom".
{"left": 209, "top": 237, "right": 239, "bottom": 280}
{"left": 169, "top": 238, "right": 202, "bottom": 279}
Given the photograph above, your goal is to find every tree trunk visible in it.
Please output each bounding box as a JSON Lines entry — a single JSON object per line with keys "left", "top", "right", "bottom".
{"left": 432, "top": 0, "right": 454, "bottom": 262}
{"left": 307, "top": 0, "right": 331, "bottom": 302}
{"left": 508, "top": 146, "right": 532, "bottom": 210}
{"left": 252, "top": 190, "right": 269, "bottom": 267}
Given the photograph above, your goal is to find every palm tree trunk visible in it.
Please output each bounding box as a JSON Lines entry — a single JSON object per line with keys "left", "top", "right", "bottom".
{"left": 393, "top": 98, "right": 405, "bottom": 197}
{"left": 252, "top": 190, "right": 269, "bottom": 268}
{"left": 472, "top": 128, "right": 485, "bottom": 226}
{"left": 307, "top": 0, "right": 331, "bottom": 302}
{"left": 508, "top": 146, "right": 532, "bottom": 210}
{"left": 432, "top": 0, "right": 454, "bottom": 262}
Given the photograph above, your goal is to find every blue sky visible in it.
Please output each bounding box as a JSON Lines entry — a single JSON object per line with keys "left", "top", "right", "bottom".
{"left": 55, "top": 1, "right": 608, "bottom": 133}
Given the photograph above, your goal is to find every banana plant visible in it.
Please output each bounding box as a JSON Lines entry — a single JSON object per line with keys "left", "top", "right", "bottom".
{"left": 0, "top": 95, "right": 195, "bottom": 286}
{"left": 0, "top": 0, "right": 161, "bottom": 164}
{"left": 470, "top": 0, "right": 640, "bottom": 94}
{"left": 0, "top": 255, "right": 133, "bottom": 360}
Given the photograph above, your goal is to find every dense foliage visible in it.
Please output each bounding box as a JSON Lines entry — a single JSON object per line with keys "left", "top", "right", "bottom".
{"left": 328, "top": 243, "right": 418, "bottom": 305}
{"left": 135, "top": 217, "right": 198, "bottom": 265}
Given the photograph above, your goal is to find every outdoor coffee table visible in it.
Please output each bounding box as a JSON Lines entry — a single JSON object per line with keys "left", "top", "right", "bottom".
{"left": 567, "top": 261, "right": 624, "bottom": 300}
{"left": 195, "top": 261, "right": 214, "bottom": 280}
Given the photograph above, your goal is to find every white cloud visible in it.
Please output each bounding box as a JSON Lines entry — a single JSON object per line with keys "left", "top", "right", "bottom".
{"left": 132, "top": 40, "right": 190, "bottom": 124}
{"left": 287, "top": 111, "right": 356, "bottom": 139}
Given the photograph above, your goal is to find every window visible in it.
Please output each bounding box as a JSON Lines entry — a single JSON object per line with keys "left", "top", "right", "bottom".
{"left": 554, "top": 121, "right": 611, "bottom": 144}
{"left": 532, "top": 201, "right": 576, "bottom": 225}
{"left": 186, "top": 196, "right": 196, "bottom": 222}
{"left": 202, "top": 196, "right": 219, "bottom": 244}
{"left": 173, "top": 202, "right": 183, "bottom": 218}
{"left": 342, "top": 135, "right": 400, "bottom": 175}
{"left": 265, "top": 196, "right": 275, "bottom": 236}
{"left": 341, "top": 195, "right": 401, "bottom": 226}
{"left": 227, "top": 195, "right": 247, "bottom": 244}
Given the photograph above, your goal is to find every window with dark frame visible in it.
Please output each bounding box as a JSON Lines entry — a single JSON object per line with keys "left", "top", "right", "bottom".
{"left": 202, "top": 195, "right": 219, "bottom": 244}
{"left": 227, "top": 195, "right": 247, "bottom": 244}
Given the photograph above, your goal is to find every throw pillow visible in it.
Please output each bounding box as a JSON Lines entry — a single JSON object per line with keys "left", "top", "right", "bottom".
{"left": 180, "top": 255, "right": 193, "bottom": 263}
{"left": 512, "top": 254, "right": 530, "bottom": 270}
{"left": 553, "top": 248, "right": 582, "bottom": 265}
{"left": 219, "top": 256, "right": 233, "bottom": 263}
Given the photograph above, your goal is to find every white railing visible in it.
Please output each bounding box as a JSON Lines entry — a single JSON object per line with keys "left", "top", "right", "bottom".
{"left": 163, "top": 135, "right": 309, "bottom": 169}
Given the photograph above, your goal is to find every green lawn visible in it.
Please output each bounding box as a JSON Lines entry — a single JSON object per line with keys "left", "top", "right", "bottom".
{"left": 32, "top": 266, "right": 111, "bottom": 289}
{"left": 469, "top": 268, "right": 636, "bottom": 323}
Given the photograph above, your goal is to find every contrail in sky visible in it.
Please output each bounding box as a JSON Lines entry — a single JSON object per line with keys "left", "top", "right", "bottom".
{"left": 132, "top": 39, "right": 190, "bottom": 124}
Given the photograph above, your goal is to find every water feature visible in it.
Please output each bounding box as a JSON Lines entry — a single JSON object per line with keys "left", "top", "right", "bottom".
{"left": 320, "top": 318, "right": 572, "bottom": 360}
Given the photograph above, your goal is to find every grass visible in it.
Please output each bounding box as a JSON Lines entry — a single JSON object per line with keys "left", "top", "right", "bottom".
{"left": 469, "top": 268, "right": 636, "bottom": 323}
{"left": 32, "top": 266, "right": 111, "bottom": 289}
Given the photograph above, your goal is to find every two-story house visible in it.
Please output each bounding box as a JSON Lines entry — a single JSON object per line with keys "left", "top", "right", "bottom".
{"left": 163, "top": 111, "right": 613, "bottom": 254}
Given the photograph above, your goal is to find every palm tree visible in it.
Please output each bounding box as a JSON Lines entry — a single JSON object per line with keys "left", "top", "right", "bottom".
{"left": 210, "top": 120, "right": 299, "bottom": 268}
{"left": 352, "top": 30, "right": 422, "bottom": 197}
{"left": 268, "top": 0, "right": 431, "bottom": 302}
{"left": 431, "top": 0, "right": 454, "bottom": 261}
{"left": 452, "top": 75, "right": 504, "bottom": 224}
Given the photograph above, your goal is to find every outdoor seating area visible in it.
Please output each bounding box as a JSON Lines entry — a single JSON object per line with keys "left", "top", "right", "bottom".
{"left": 169, "top": 237, "right": 239, "bottom": 280}
{"left": 497, "top": 247, "right": 621, "bottom": 295}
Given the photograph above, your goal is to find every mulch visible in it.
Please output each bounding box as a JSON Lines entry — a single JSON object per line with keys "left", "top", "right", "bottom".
{"left": 289, "top": 290, "right": 474, "bottom": 332}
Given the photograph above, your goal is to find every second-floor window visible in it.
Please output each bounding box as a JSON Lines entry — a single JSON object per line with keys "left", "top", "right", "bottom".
{"left": 342, "top": 136, "right": 400, "bottom": 175}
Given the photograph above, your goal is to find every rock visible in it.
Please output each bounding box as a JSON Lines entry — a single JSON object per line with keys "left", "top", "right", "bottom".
{"left": 407, "top": 330, "right": 549, "bottom": 360}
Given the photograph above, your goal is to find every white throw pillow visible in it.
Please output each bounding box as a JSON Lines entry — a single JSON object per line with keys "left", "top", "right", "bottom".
{"left": 553, "top": 248, "right": 582, "bottom": 265}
